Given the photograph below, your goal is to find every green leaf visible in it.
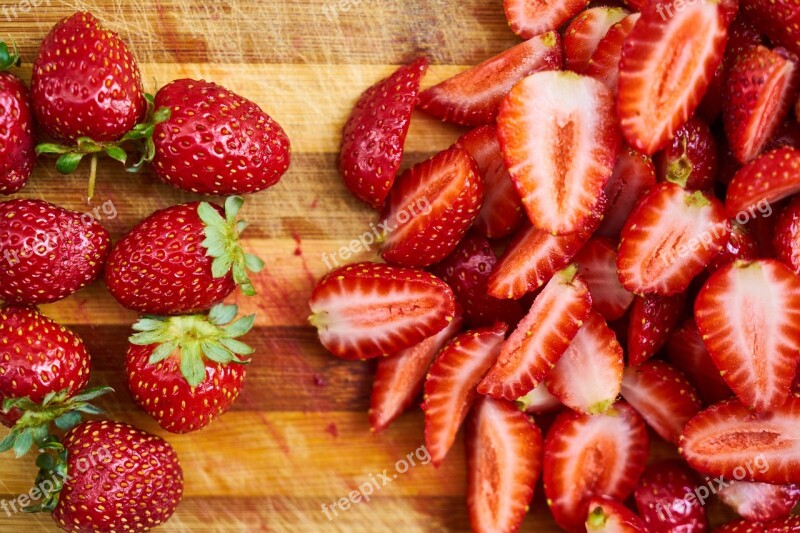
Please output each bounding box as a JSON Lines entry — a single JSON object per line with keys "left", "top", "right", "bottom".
{"left": 225, "top": 196, "right": 244, "bottom": 222}
{"left": 236, "top": 220, "right": 249, "bottom": 233}
{"left": 220, "top": 338, "right": 255, "bottom": 356}
{"left": 198, "top": 202, "right": 226, "bottom": 229}
{"left": 208, "top": 304, "right": 238, "bottom": 326}
{"left": 147, "top": 340, "right": 177, "bottom": 364}
{"left": 224, "top": 314, "right": 255, "bottom": 337}
{"left": 41, "top": 391, "right": 58, "bottom": 407}
{"left": 31, "top": 424, "right": 49, "bottom": 444}
{"left": 132, "top": 317, "right": 166, "bottom": 332}
{"left": 201, "top": 342, "right": 233, "bottom": 364}
{"left": 76, "top": 137, "right": 102, "bottom": 152}
{"left": 74, "top": 404, "right": 105, "bottom": 415}
{"left": 152, "top": 106, "right": 172, "bottom": 124}
{"left": 0, "top": 430, "right": 16, "bottom": 453}
{"left": 211, "top": 254, "right": 233, "bottom": 278}
{"left": 70, "top": 386, "right": 114, "bottom": 404}
{"left": 129, "top": 330, "right": 166, "bottom": 346}
{"left": 104, "top": 146, "right": 128, "bottom": 164}
{"left": 35, "top": 143, "right": 70, "bottom": 155}
{"left": 145, "top": 93, "right": 155, "bottom": 105}
{"left": 36, "top": 453, "right": 55, "bottom": 471}
{"left": 180, "top": 342, "right": 207, "bottom": 387}
{"left": 145, "top": 137, "right": 156, "bottom": 161}
{"left": 202, "top": 228, "right": 229, "bottom": 257}
{"left": 54, "top": 411, "right": 81, "bottom": 431}
{"left": 56, "top": 153, "right": 84, "bottom": 174}
{"left": 244, "top": 253, "right": 265, "bottom": 273}
{"left": 13, "top": 428, "right": 33, "bottom": 458}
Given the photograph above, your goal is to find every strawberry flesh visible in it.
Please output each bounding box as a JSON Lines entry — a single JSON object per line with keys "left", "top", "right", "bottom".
{"left": 504, "top": 0, "right": 589, "bottom": 40}
{"left": 667, "top": 318, "right": 733, "bottom": 405}
{"left": 726, "top": 147, "right": 800, "bottom": 218}
{"left": 596, "top": 146, "right": 655, "bottom": 239}
{"left": 564, "top": 7, "right": 629, "bottom": 73}
{"left": 718, "top": 481, "right": 800, "bottom": 523}
{"left": 584, "top": 13, "right": 640, "bottom": 93}
{"left": 585, "top": 497, "right": 647, "bottom": 533}
{"left": 575, "top": 237, "right": 635, "bottom": 321}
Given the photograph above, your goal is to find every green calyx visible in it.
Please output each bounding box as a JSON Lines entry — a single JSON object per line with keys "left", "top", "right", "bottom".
{"left": 129, "top": 302, "right": 256, "bottom": 388}
{"left": 199, "top": 196, "right": 265, "bottom": 296}
{"left": 666, "top": 137, "right": 693, "bottom": 188}
{"left": 25, "top": 436, "right": 69, "bottom": 514}
{"left": 0, "top": 41, "right": 21, "bottom": 71}
{"left": 0, "top": 386, "right": 112, "bottom": 458}
{"left": 586, "top": 506, "right": 608, "bottom": 529}
{"left": 558, "top": 263, "right": 580, "bottom": 284}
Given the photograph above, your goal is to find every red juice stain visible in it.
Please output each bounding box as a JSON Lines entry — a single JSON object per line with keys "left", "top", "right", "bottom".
{"left": 325, "top": 422, "right": 338, "bottom": 438}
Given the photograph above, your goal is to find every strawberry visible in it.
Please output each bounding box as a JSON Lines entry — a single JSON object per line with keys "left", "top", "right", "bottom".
{"left": 381, "top": 144, "right": 483, "bottom": 267}
{"left": 724, "top": 46, "right": 798, "bottom": 164}
{"left": 585, "top": 497, "right": 647, "bottom": 533}
{"left": 718, "top": 481, "right": 800, "bottom": 522}
{"left": 418, "top": 32, "right": 562, "bottom": 127}
{"left": 516, "top": 381, "right": 562, "bottom": 414}
{"left": 430, "top": 233, "right": 524, "bottom": 328}
{"left": 423, "top": 323, "right": 507, "bottom": 466}
{"left": 584, "top": 13, "right": 640, "bottom": 93}
{"left": 620, "top": 361, "right": 702, "bottom": 444}
{"left": 617, "top": 0, "right": 732, "bottom": 154}
{"left": 504, "top": 0, "right": 589, "bottom": 40}
{"left": 627, "top": 292, "right": 686, "bottom": 365}
{"left": 667, "top": 319, "right": 733, "bottom": 405}
{"left": 596, "top": 146, "right": 655, "bottom": 238}
{"left": 457, "top": 126, "right": 524, "bottom": 239}
{"left": 617, "top": 183, "right": 730, "bottom": 296}
{"left": 0, "top": 199, "right": 111, "bottom": 305}
{"left": 741, "top": 0, "right": 800, "bottom": 56}
{"left": 339, "top": 58, "right": 428, "bottom": 208}
{"left": 633, "top": 460, "right": 709, "bottom": 532}
{"left": 725, "top": 147, "right": 800, "bottom": 217}
{"left": 766, "top": 118, "right": 800, "bottom": 152}
{"left": 479, "top": 266, "right": 592, "bottom": 400}
{"left": 497, "top": 71, "right": 620, "bottom": 235}
{"left": 105, "top": 197, "right": 263, "bottom": 315}
{"left": 575, "top": 237, "right": 635, "bottom": 321}
{"left": 0, "top": 42, "right": 35, "bottom": 195}
{"left": 369, "top": 312, "right": 462, "bottom": 432}
{"left": 774, "top": 195, "right": 800, "bottom": 273}
{"left": 151, "top": 78, "right": 291, "bottom": 195}
{"left": 466, "top": 396, "right": 543, "bottom": 533}
{"left": 655, "top": 116, "right": 719, "bottom": 191}
{"left": 694, "top": 259, "right": 800, "bottom": 412}
{"left": 564, "top": 7, "right": 629, "bottom": 73}
{"left": 543, "top": 402, "right": 649, "bottom": 532}
{"left": 309, "top": 262, "right": 456, "bottom": 360}
{"left": 709, "top": 222, "right": 759, "bottom": 272}
{"left": 724, "top": 17, "right": 766, "bottom": 72}
{"left": 546, "top": 311, "right": 624, "bottom": 415}
{"left": 715, "top": 515, "right": 800, "bottom": 532}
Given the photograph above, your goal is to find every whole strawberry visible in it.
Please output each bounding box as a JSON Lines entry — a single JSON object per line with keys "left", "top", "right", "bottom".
{"left": 0, "top": 199, "right": 111, "bottom": 305}
{"left": 126, "top": 303, "right": 255, "bottom": 433}
{"left": 151, "top": 78, "right": 291, "bottom": 195}
{"left": 105, "top": 197, "right": 264, "bottom": 315}
{"left": 0, "top": 42, "right": 35, "bottom": 195}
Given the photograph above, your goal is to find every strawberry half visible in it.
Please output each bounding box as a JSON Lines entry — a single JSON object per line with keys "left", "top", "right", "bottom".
{"left": 575, "top": 238, "right": 635, "bottom": 321}
{"left": 516, "top": 381, "right": 562, "bottom": 414}
{"left": 617, "top": 0, "right": 732, "bottom": 154}
{"left": 338, "top": 58, "right": 428, "bottom": 208}
{"left": 633, "top": 460, "right": 709, "bottom": 532}
{"left": 586, "top": 497, "right": 647, "bottom": 533}
{"left": 585, "top": 13, "right": 640, "bottom": 93}
{"left": 418, "top": 32, "right": 562, "bottom": 127}
{"left": 742, "top": 0, "right": 800, "bottom": 56}
{"left": 617, "top": 183, "right": 730, "bottom": 295}
{"left": 627, "top": 292, "right": 686, "bottom": 365}
{"left": 564, "top": 7, "right": 629, "bottom": 73}
{"left": 774, "top": 196, "right": 800, "bottom": 273}
{"left": 466, "top": 396, "right": 543, "bottom": 533}
{"left": 504, "top": 0, "right": 589, "bottom": 40}
{"left": 715, "top": 515, "right": 800, "bottom": 532}
{"left": 423, "top": 323, "right": 507, "bottom": 466}
{"left": 381, "top": 144, "right": 483, "bottom": 267}
{"left": 479, "top": 266, "right": 592, "bottom": 400}
{"left": 497, "top": 71, "right": 620, "bottom": 235}
{"left": 718, "top": 481, "right": 800, "bottom": 523}
{"left": 308, "top": 262, "right": 456, "bottom": 360}
{"left": 596, "top": 146, "right": 656, "bottom": 239}
{"left": 726, "top": 147, "right": 800, "bottom": 218}
{"left": 655, "top": 116, "right": 719, "bottom": 191}
{"left": 667, "top": 318, "right": 733, "bottom": 405}
{"left": 544, "top": 402, "right": 649, "bottom": 532}
{"left": 694, "top": 259, "right": 800, "bottom": 412}
{"left": 709, "top": 221, "right": 759, "bottom": 272}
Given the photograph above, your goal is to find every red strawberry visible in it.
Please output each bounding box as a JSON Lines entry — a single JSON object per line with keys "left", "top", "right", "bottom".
{"left": 564, "top": 7, "right": 629, "bottom": 73}
{"left": 546, "top": 311, "right": 624, "bottom": 415}
{"left": 655, "top": 116, "right": 719, "bottom": 191}
{"left": 596, "top": 146, "right": 656, "bottom": 238}
{"left": 105, "top": 198, "right": 262, "bottom": 315}
{"left": 617, "top": 183, "right": 730, "bottom": 295}
{"left": 517, "top": 381, "right": 562, "bottom": 414}
{"left": 694, "top": 259, "right": 800, "bottom": 412}
{"left": 338, "top": 58, "right": 428, "bottom": 208}
{"left": 0, "top": 42, "right": 35, "bottom": 195}
{"left": 497, "top": 71, "right": 620, "bottom": 235}
{"left": 418, "top": 32, "right": 562, "bottom": 127}
{"left": 715, "top": 515, "right": 800, "bottom": 532}
{"left": 575, "top": 238, "right": 635, "bottom": 321}
{"left": 667, "top": 318, "right": 733, "bottom": 404}
{"left": 620, "top": 361, "right": 702, "bottom": 444}
{"left": 0, "top": 199, "right": 111, "bottom": 305}
{"left": 774, "top": 195, "right": 800, "bottom": 273}
{"left": 585, "top": 13, "right": 640, "bottom": 93}
{"left": 423, "top": 323, "right": 507, "bottom": 466}
{"left": 633, "top": 460, "right": 709, "bottom": 532}
{"left": 741, "top": 0, "right": 800, "bottom": 56}
{"left": 726, "top": 147, "right": 800, "bottom": 217}
{"left": 457, "top": 125, "right": 524, "bottom": 239}
{"left": 585, "top": 497, "right": 647, "bottom": 533}
{"left": 479, "top": 266, "right": 592, "bottom": 400}
{"left": 466, "top": 396, "right": 543, "bottom": 533}
{"left": 766, "top": 118, "right": 800, "bottom": 152}
{"left": 381, "top": 144, "right": 483, "bottom": 267}
{"left": 627, "top": 292, "right": 686, "bottom": 365}
{"left": 718, "top": 481, "right": 800, "bottom": 522}
{"left": 504, "top": 0, "right": 589, "bottom": 40}
{"left": 544, "top": 402, "right": 649, "bottom": 532}
{"left": 709, "top": 222, "right": 759, "bottom": 272}
{"left": 152, "top": 78, "right": 291, "bottom": 195}
{"left": 617, "top": 0, "right": 732, "bottom": 154}
{"left": 369, "top": 312, "right": 463, "bottom": 432}
{"left": 724, "top": 16, "right": 766, "bottom": 72}
{"left": 310, "top": 262, "right": 455, "bottom": 360}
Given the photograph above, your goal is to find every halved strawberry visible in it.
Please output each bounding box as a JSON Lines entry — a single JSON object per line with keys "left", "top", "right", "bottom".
{"left": 620, "top": 361, "right": 702, "bottom": 445}
{"left": 479, "top": 266, "right": 592, "bottom": 400}
{"left": 466, "top": 396, "right": 543, "bottom": 533}
{"left": 457, "top": 126, "right": 524, "bottom": 239}
{"left": 766, "top": 118, "right": 800, "bottom": 152}
{"left": 504, "top": 0, "right": 589, "bottom": 40}
{"left": 775, "top": 196, "right": 800, "bottom": 273}
{"left": 423, "top": 323, "right": 507, "bottom": 466}
{"left": 718, "top": 481, "right": 800, "bottom": 522}
{"left": 633, "top": 460, "right": 709, "bottom": 532}
{"left": 497, "top": 71, "right": 620, "bottom": 235}
{"left": 517, "top": 381, "right": 562, "bottom": 414}
{"left": 369, "top": 312, "right": 463, "bottom": 432}
{"left": 617, "top": 183, "right": 730, "bottom": 295}
{"left": 585, "top": 13, "right": 640, "bottom": 93}
{"left": 742, "top": 0, "right": 800, "bottom": 56}
{"left": 575, "top": 238, "right": 635, "bottom": 321}
{"left": 715, "top": 515, "right": 800, "bottom": 532}
{"left": 381, "top": 144, "right": 484, "bottom": 267}
{"left": 308, "top": 262, "right": 456, "bottom": 359}
{"left": 694, "top": 259, "right": 800, "bottom": 412}
{"left": 709, "top": 222, "right": 759, "bottom": 272}
{"left": 617, "top": 0, "right": 732, "bottom": 154}
{"left": 418, "top": 32, "right": 562, "bottom": 127}
{"left": 544, "top": 402, "right": 649, "bottom": 532}
{"left": 724, "top": 45, "right": 798, "bottom": 164}
{"left": 564, "top": 7, "right": 629, "bottom": 73}
{"left": 546, "top": 311, "right": 624, "bottom": 415}
{"left": 596, "top": 146, "right": 656, "bottom": 239}
{"left": 627, "top": 292, "right": 686, "bottom": 365}
{"left": 655, "top": 116, "right": 719, "bottom": 191}
{"left": 339, "top": 58, "right": 428, "bottom": 208}
{"left": 585, "top": 497, "right": 647, "bottom": 533}
{"left": 726, "top": 147, "right": 800, "bottom": 218}
{"left": 667, "top": 318, "right": 733, "bottom": 405}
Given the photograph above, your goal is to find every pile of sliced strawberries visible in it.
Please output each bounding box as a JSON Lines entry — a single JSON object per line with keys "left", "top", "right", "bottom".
{"left": 311, "top": 0, "right": 800, "bottom": 531}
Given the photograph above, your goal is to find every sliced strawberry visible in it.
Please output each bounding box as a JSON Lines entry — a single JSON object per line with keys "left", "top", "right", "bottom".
{"left": 457, "top": 126, "right": 524, "bottom": 239}
{"left": 694, "top": 259, "right": 800, "bottom": 412}
{"left": 718, "top": 481, "right": 800, "bottom": 522}
{"left": 308, "top": 262, "right": 456, "bottom": 359}
{"left": 466, "top": 396, "right": 543, "bottom": 533}
{"left": 585, "top": 497, "right": 647, "bottom": 533}
{"left": 423, "top": 323, "right": 507, "bottom": 466}
{"left": 381, "top": 145, "right": 484, "bottom": 267}
{"left": 546, "top": 311, "right": 624, "bottom": 415}
{"left": 766, "top": 118, "right": 800, "bottom": 152}
{"left": 633, "top": 460, "right": 709, "bottom": 532}
{"left": 617, "top": 0, "right": 732, "bottom": 154}
{"left": 596, "top": 146, "right": 656, "bottom": 238}
{"left": 667, "top": 318, "right": 733, "bottom": 405}
{"left": 575, "top": 238, "right": 634, "bottom": 321}
{"left": 774, "top": 196, "right": 800, "bottom": 273}
{"left": 497, "top": 71, "right": 620, "bottom": 235}
{"left": 655, "top": 116, "right": 719, "bottom": 191}
{"left": 617, "top": 183, "right": 730, "bottom": 295}
{"left": 564, "top": 7, "right": 629, "bottom": 73}
{"left": 517, "top": 381, "right": 562, "bottom": 414}
{"left": 709, "top": 222, "right": 759, "bottom": 272}
{"left": 543, "top": 402, "right": 649, "bottom": 532}
{"left": 724, "top": 16, "right": 766, "bottom": 72}
{"left": 620, "top": 361, "right": 702, "bottom": 444}
{"left": 627, "top": 292, "right": 686, "bottom": 365}
{"left": 585, "top": 13, "right": 640, "bottom": 93}
{"left": 504, "top": 0, "right": 589, "bottom": 40}
{"left": 339, "top": 58, "right": 428, "bottom": 208}
{"left": 726, "top": 147, "right": 800, "bottom": 218}
{"left": 479, "top": 266, "right": 592, "bottom": 400}
{"left": 369, "top": 312, "right": 463, "bottom": 432}
{"left": 430, "top": 232, "right": 524, "bottom": 329}
{"left": 715, "top": 515, "right": 800, "bottom": 532}
{"left": 742, "top": 0, "right": 800, "bottom": 56}
{"left": 418, "top": 32, "right": 562, "bottom": 127}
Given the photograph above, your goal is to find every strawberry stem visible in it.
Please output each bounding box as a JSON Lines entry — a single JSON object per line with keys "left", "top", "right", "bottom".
{"left": 0, "top": 41, "right": 21, "bottom": 70}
